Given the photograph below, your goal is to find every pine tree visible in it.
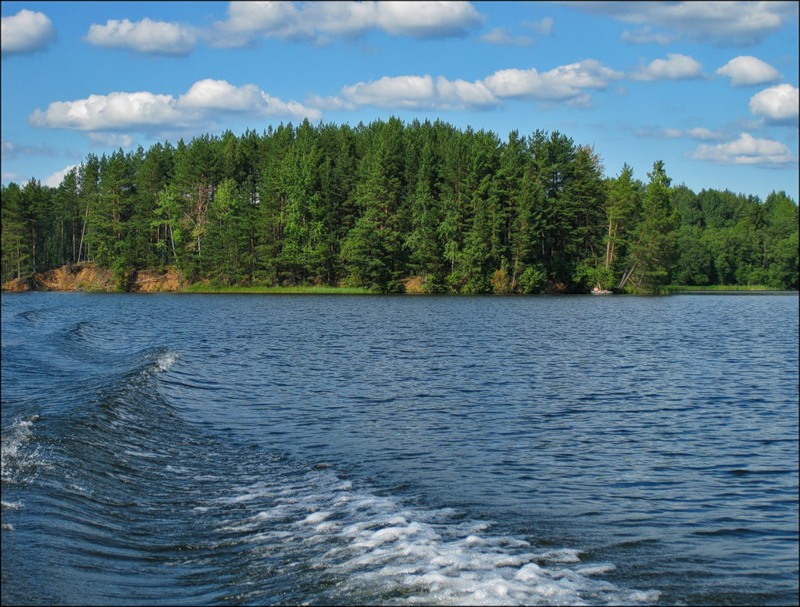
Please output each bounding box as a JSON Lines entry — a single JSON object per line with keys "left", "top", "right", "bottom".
{"left": 620, "top": 160, "right": 676, "bottom": 291}
{"left": 1, "top": 183, "right": 31, "bottom": 281}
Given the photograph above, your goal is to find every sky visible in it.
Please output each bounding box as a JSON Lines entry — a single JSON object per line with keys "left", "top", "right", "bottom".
{"left": 2, "top": 1, "right": 798, "bottom": 202}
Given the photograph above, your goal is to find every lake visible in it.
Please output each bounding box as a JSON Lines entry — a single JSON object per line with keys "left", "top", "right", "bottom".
{"left": 2, "top": 292, "right": 798, "bottom": 605}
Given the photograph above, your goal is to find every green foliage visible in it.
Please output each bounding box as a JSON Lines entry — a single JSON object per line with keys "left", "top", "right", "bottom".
{"left": 673, "top": 225, "right": 714, "bottom": 285}
{"left": 1, "top": 182, "right": 31, "bottom": 281}
{"left": 2, "top": 119, "right": 797, "bottom": 292}
{"left": 517, "top": 264, "right": 548, "bottom": 294}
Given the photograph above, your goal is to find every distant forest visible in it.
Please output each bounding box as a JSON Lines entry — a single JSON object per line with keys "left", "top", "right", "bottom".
{"left": 2, "top": 117, "right": 798, "bottom": 292}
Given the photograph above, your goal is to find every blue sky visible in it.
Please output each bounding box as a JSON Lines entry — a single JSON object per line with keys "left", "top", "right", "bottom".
{"left": 2, "top": 1, "right": 798, "bottom": 202}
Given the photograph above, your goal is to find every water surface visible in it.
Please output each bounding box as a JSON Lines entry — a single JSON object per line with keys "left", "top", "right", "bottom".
{"left": 2, "top": 292, "right": 798, "bottom": 605}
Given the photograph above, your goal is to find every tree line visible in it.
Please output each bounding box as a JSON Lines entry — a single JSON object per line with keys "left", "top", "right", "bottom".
{"left": 2, "top": 117, "right": 798, "bottom": 292}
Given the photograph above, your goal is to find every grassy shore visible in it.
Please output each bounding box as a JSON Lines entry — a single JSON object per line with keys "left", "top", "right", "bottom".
{"left": 181, "top": 284, "right": 373, "bottom": 294}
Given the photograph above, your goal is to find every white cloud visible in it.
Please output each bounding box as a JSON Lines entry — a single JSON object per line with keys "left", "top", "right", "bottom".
{"left": 1, "top": 9, "right": 56, "bottom": 56}
{"left": 335, "top": 73, "right": 497, "bottom": 111}
{"left": 178, "top": 79, "right": 266, "bottom": 112}
{"left": 691, "top": 133, "right": 797, "bottom": 165}
{"left": 210, "top": 1, "right": 484, "bottom": 46}
{"left": 84, "top": 18, "right": 198, "bottom": 56}
{"left": 28, "top": 80, "right": 321, "bottom": 133}
{"left": 329, "top": 59, "right": 623, "bottom": 112}
{"left": 569, "top": 1, "right": 797, "bottom": 46}
{"left": 483, "top": 60, "right": 623, "bottom": 101}
{"left": 211, "top": 1, "right": 301, "bottom": 45}
{"left": 716, "top": 55, "right": 781, "bottom": 86}
{"left": 435, "top": 76, "right": 497, "bottom": 109}
{"left": 631, "top": 53, "right": 703, "bottom": 81}
{"left": 748, "top": 84, "right": 799, "bottom": 124}
{"left": 342, "top": 75, "right": 438, "bottom": 109}
{"left": 375, "top": 1, "right": 484, "bottom": 38}
{"left": 45, "top": 165, "right": 79, "bottom": 188}
{"left": 29, "top": 92, "right": 183, "bottom": 131}
{"left": 480, "top": 27, "right": 534, "bottom": 47}
{"left": 195, "top": 79, "right": 323, "bottom": 120}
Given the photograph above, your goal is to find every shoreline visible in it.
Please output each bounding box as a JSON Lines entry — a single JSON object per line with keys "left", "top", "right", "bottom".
{"left": 3, "top": 284, "right": 795, "bottom": 296}
{"left": 2, "top": 264, "right": 796, "bottom": 295}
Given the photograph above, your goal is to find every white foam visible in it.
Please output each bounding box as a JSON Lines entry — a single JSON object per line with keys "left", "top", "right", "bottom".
{"left": 311, "top": 521, "right": 341, "bottom": 534}
{"left": 576, "top": 563, "right": 617, "bottom": 576}
{"left": 538, "top": 548, "right": 583, "bottom": 563}
{"left": 1, "top": 418, "right": 34, "bottom": 459}
{"left": 205, "top": 467, "right": 661, "bottom": 605}
{"left": 301, "top": 511, "right": 331, "bottom": 525}
{"left": 628, "top": 590, "right": 662, "bottom": 602}
{"left": 464, "top": 534, "right": 486, "bottom": 547}
{"left": 155, "top": 351, "right": 179, "bottom": 372}
{"left": 1, "top": 415, "right": 45, "bottom": 484}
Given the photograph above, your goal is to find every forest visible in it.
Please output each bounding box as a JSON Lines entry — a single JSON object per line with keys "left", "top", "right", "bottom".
{"left": 2, "top": 117, "right": 798, "bottom": 293}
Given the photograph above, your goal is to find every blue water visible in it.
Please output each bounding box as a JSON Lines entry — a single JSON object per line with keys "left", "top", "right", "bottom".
{"left": 2, "top": 292, "right": 798, "bottom": 605}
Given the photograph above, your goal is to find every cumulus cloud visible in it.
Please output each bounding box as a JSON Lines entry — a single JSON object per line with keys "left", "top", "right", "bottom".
{"left": 748, "top": 84, "right": 799, "bottom": 124}
{"left": 716, "top": 55, "right": 781, "bottom": 87}
{"left": 178, "top": 79, "right": 266, "bottom": 112}
{"left": 210, "top": 1, "right": 484, "bottom": 46}
{"left": 375, "top": 1, "right": 484, "bottom": 38}
{"left": 631, "top": 53, "right": 703, "bottom": 81}
{"left": 341, "top": 75, "right": 435, "bottom": 108}
{"left": 45, "top": 165, "right": 79, "bottom": 188}
{"left": 483, "top": 60, "right": 623, "bottom": 101}
{"left": 690, "top": 133, "right": 797, "bottom": 165}
{"left": 28, "top": 80, "right": 321, "bottom": 133}
{"left": 212, "top": 1, "right": 301, "bottom": 45}
{"left": 84, "top": 18, "right": 199, "bottom": 56}
{"left": 29, "top": 92, "right": 183, "bottom": 131}
{"left": 569, "top": 1, "right": 797, "bottom": 46}
{"left": 326, "top": 59, "right": 623, "bottom": 112}
{"left": 177, "top": 79, "right": 327, "bottom": 120}
{"left": 338, "top": 75, "right": 494, "bottom": 110}
{"left": 435, "top": 76, "right": 497, "bottom": 109}
{"left": 1, "top": 9, "right": 56, "bottom": 56}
